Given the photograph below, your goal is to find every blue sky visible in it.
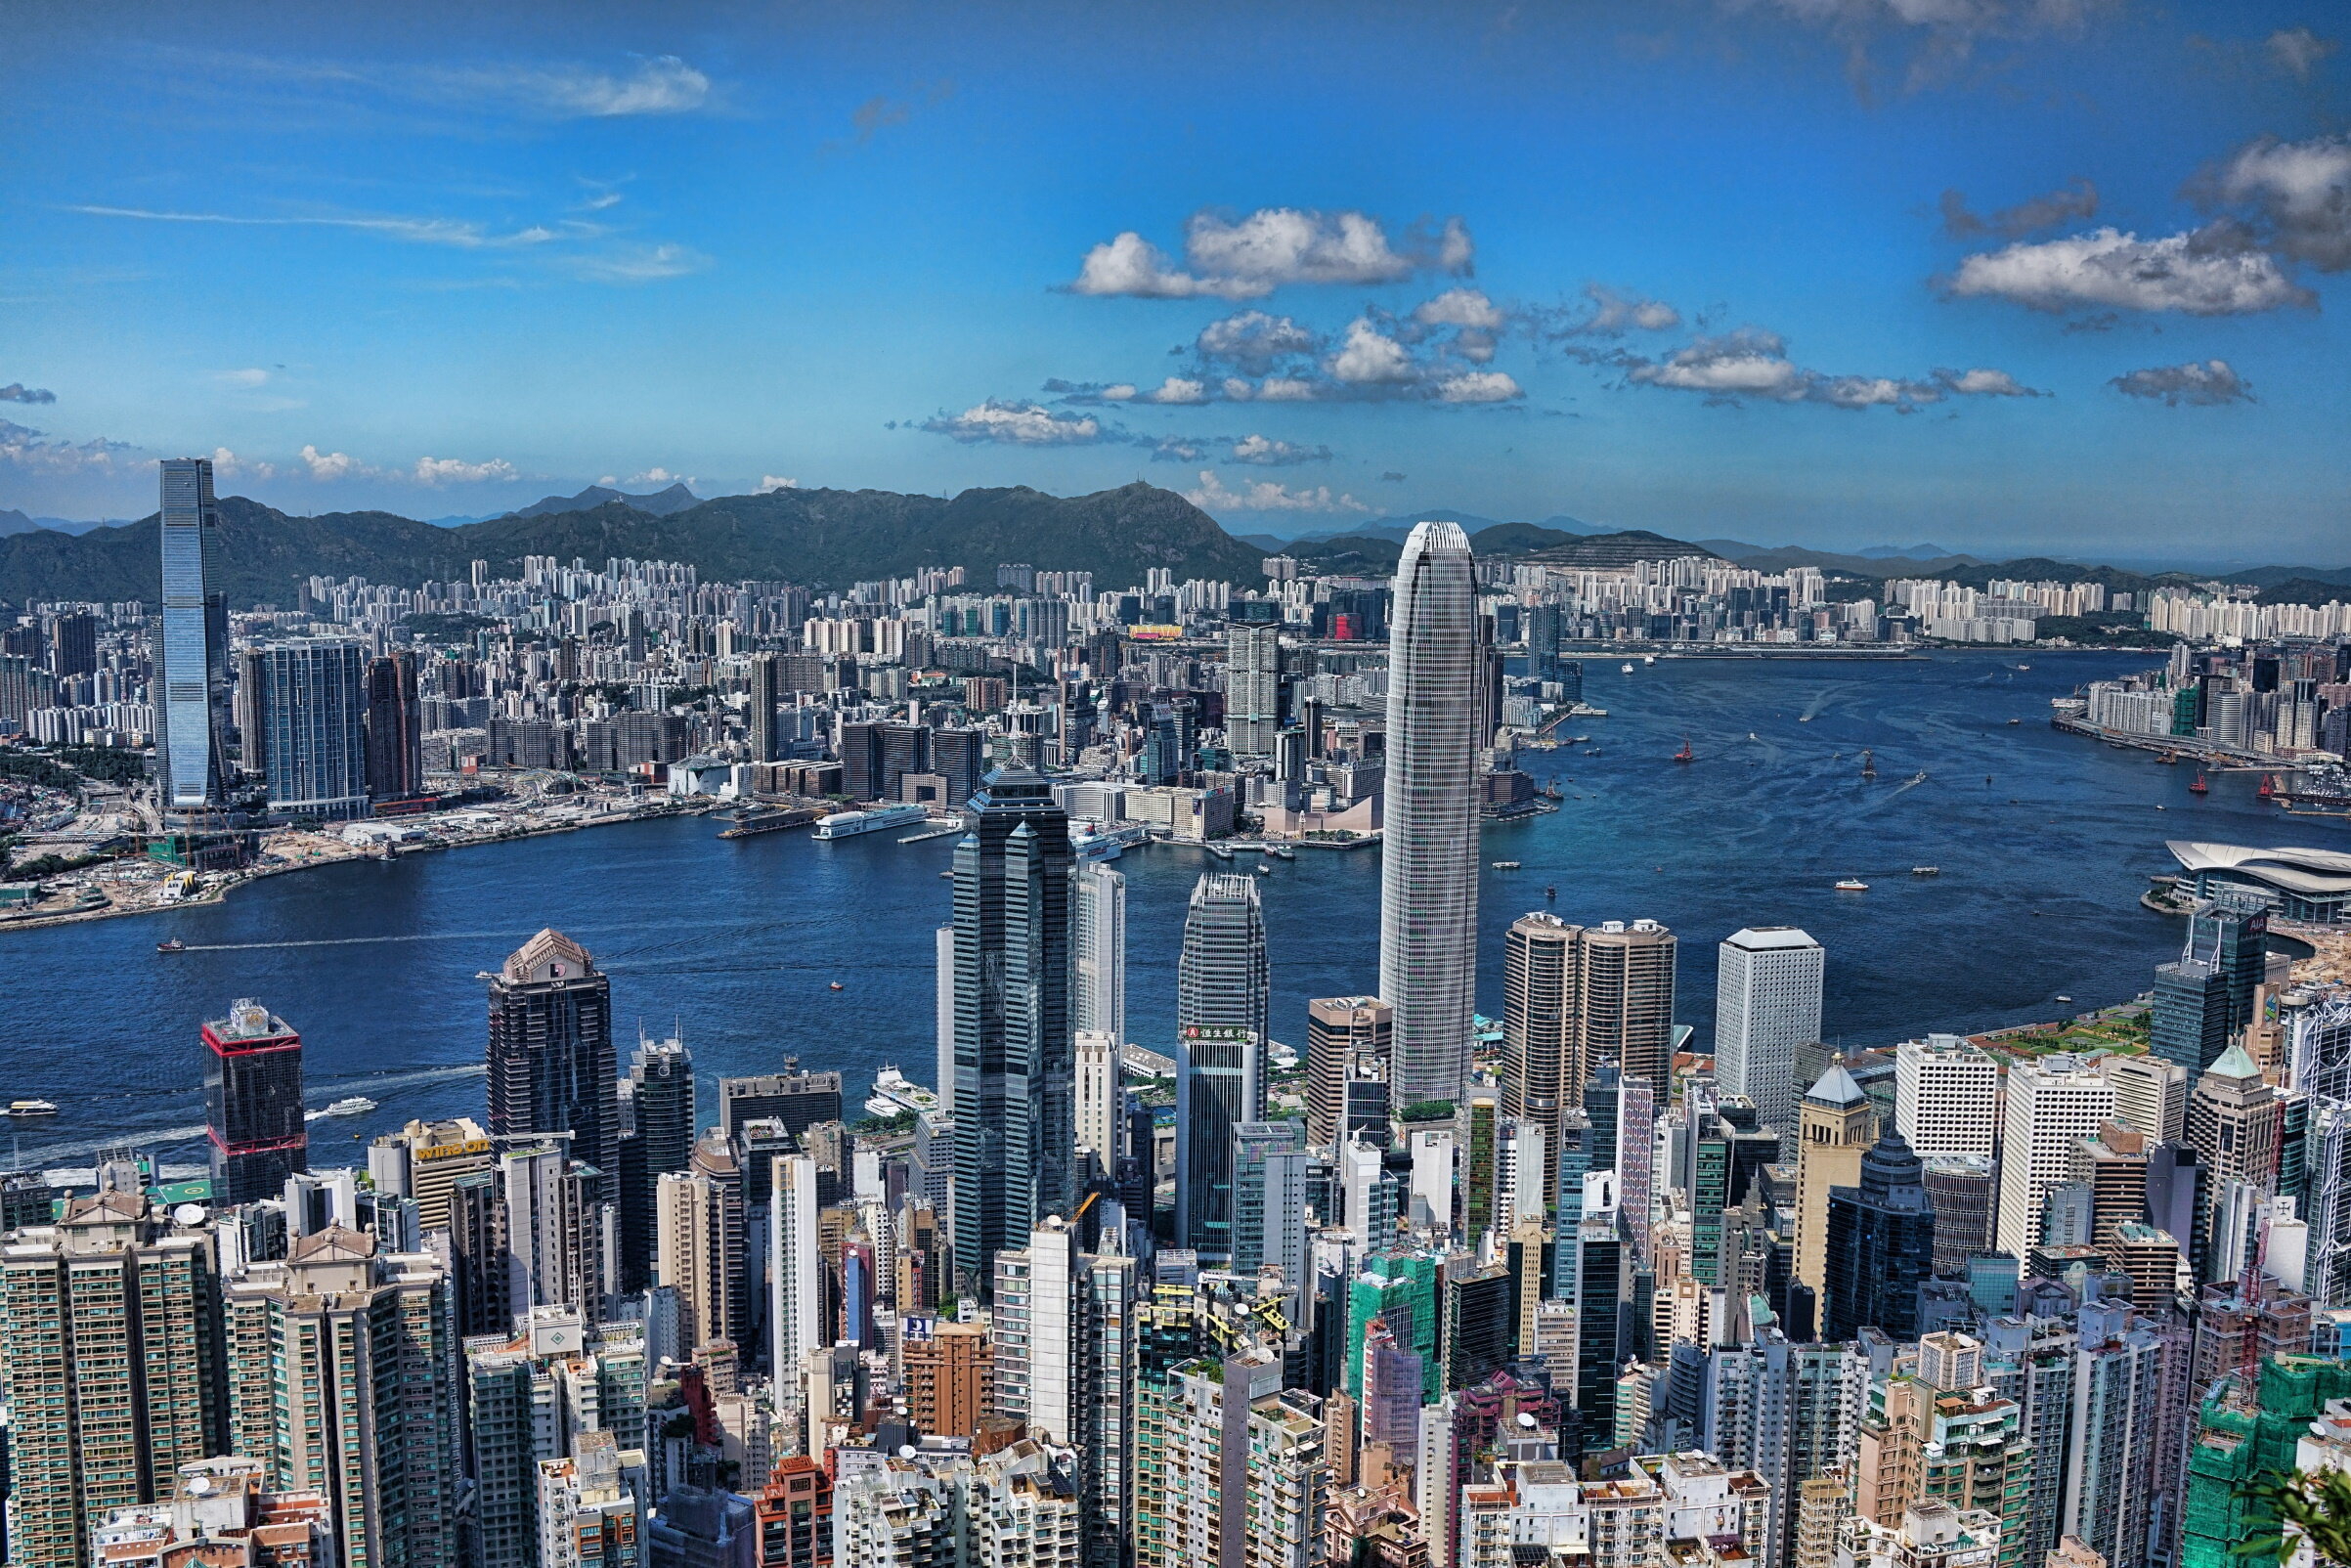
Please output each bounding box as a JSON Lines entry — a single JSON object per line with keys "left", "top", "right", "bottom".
{"left": 2, "top": 0, "right": 2346, "bottom": 560}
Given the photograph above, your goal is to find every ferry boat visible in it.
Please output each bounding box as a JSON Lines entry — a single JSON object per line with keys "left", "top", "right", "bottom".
{"left": 811, "top": 804, "right": 929, "bottom": 840}
{"left": 1834, "top": 878, "right": 1870, "bottom": 892}
{"left": 865, "top": 1066, "right": 941, "bottom": 1119}
{"left": 7, "top": 1099, "right": 59, "bottom": 1118}
{"left": 1491, "top": 860, "right": 1522, "bottom": 870}
{"left": 305, "top": 1096, "right": 377, "bottom": 1122}
{"left": 1910, "top": 866, "right": 1939, "bottom": 876}
{"left": 1071, "top": 823, "right": 1150, "bottom": 862}
{"left": 156, "top": 937, "right": 188, "bottom": 953}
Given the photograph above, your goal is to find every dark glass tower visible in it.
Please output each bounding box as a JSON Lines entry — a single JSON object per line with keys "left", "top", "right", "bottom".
{"left": 155, "top": 457, "right": 230, "bottom": 817}
{"left": 486, "top": 929, "right": 620, "bottom": 1203}
{"left": 203, "top": 998, "right": 308, "bottom": 1205}
{"left": 1821, "top": 1129, "right": 1937, "bottom": 1341}
{"left": 950, "top": 765, "right": 1074, "bottom": 1287}
{"left": 363, "top": 650, "right": 423, "bottom": 801}
{"left": 1174, "top": 872, "right": 1269, "bottom": 1262}
{"left": 619, "top": 1036, "right": 694, "bottom": 1291}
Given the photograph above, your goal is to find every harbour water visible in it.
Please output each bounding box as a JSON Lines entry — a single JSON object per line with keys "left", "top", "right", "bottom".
{"left": 3, "top": 649, "right": 2339, "bottom": 1173}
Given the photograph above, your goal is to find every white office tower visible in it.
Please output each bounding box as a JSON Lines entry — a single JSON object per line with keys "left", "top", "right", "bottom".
{"left": 1227, "top": 623, "right": 1283, "bottom": 757}
{"left": 1894, "top": 1035, "right": 2000, "bottom": 1158}
{"left": 501, "top": 1142, "right": 613, "bottom": 1325}
{"left": 1072, "top": 863, "right": 1127, "bottom": 1043}
{"left": 1379, "top": 519, "right": 1481, "bottom": 1109}
{"left": 2102, "top": 1052, "right": 2189, "bottom": 1143}
{"left": 1075, "top": 1031, "right": 1121, "bottom": 1183}
{"left": 769, "top": 1154, "right": 820, "bottom": 1424}
{"left": 1995, "top": 1055, "right": 2115, "bottom": 1259}
{"left": 1715, "top": 928, "right": 1823, "bottom": 1145}
{"left": 1410, "top": 1128, "right": 1457, "bottom": 1235}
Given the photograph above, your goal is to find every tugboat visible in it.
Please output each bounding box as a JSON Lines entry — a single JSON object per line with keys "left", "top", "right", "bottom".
{"left": 828, "top": 981, "right": 846, "bottom": 991}
{"left": 2259, "top": 774, "right": 2278, "bottom": 801}
{"left": 2190, "top": 770, "right": 2210, "bottom": 795}
{"left": 156, "top": 937, "right": 188, "bottom": 954}
{"left": 1674, "top": 737, "right": 1694, "bottom": 764}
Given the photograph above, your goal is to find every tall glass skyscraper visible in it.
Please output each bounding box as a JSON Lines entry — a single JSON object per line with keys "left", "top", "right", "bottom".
{"left": 1072, "top": 862, "right": 1126, "bottom": 1043}
{"left": 487, "top": 929, "right": 621, "bottom": 1205}
{"left": 1225, "top": 624, "right": 1282, "bottom": 757}
{"left": 1380, "top": 519, "right": 1480, "bottom": 1109}
{"left": 1175, "top": 871, "right": 1268, "bottom": 1262}
{"left": 155, "top": 457, "right": 230, "bottom": 817}
{"left": 950, "top": 765, "right": 1075, "bottom": 1287}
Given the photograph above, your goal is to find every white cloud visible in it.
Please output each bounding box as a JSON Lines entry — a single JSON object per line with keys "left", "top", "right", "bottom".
{"left": 2111, "top": 359, "right": 2255, "bottom": 406}
{"left": 1331, "top": 319, "right": 1417, "bottom": 384}
{"left": 1413, "top": 287, "right": 1505, "bottom": 330}
{"left": 0, "top": 382, "right": 57, "bottom": 404}
{"left": 1255, "top": 378, "right": 1321, "bottom": 401}
{"left": 1184, "top": 469, "right": 1369, "bottom": 514}
{"left": 1631, "top": 330, "right": 1808, "bottom": 398}
{"left": 1541, "top": 283, "right": 1683, "bottom": 338}
{"left": 1435, "top": 370, "right": 1524, "bottom": 403}
{"left": 758, "top": 475, "right": 799, "bottom": 493}
{"left": 1220, "top": 377, "right": 1256, "bottom": 401}
{"left": 414, "top": 456, "right": 520, "bottom": 485}
{"left": 623, "top": 467, "right": 692, "bottom": 487}
{"left": 206, "top": 447, "right": 276, "bottom": 480}
{"left": 298, "top": 445, "right": 369, "bottom": 481}
{"left": 217, "top": 368, "right": 271, "bottom": 387}
{"left": 1229, "top": 435, "right": 1332, "bottom": 466}
{"left": 564, "top": 243, "right": 709, "bottom": 283}
{"left": 1935, "top": 367, "right": 2035, "bottom": 396}
{"left": 2266, "top": 26, "right": 2338, "bottom": 80}
{"left": 2214, "top": 135, "right": 2351, "bottom": 272}
{"left": 920, "top": 399, "right": 1107, "bottom": 446}
{"left": 1947, "top": 224, "right": 2312, "bottom": 314}
{"left": 440, "top": 55, "right": 713, "bottom": 117}
{"left": 1195, "top": 310, "right": 1321, "bottom": 372}
{"left": 1621, "top": 328, "right": 2036, "bottom": 411}
{"left": 1070, "top": 208, "right": 1473, "bottom": 298}
{"left": 0, "top": 418, "right": 137, "bottom": 473}
{"left": 1070, "top": 232, "right": 1250, "bottom": 300}
{"left": 73, "top": 204, "right": 559, "bottom": 250}
{"left": 1136, "top": 376, "right": 1209, "bottom": 405}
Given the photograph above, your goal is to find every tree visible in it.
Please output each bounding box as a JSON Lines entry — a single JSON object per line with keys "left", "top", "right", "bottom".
{"left": 2240, "top": 1469, "right": 2351, "bottom": 1567}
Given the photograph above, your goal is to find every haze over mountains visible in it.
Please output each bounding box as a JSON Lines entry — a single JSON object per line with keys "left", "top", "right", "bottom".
{"left": 3, "top": 480, "right": 2346, "bottom": 612}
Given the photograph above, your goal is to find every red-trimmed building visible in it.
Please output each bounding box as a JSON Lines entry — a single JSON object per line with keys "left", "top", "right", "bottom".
{"left": 202, "top": 998, "right": 307, "bottom": 1205}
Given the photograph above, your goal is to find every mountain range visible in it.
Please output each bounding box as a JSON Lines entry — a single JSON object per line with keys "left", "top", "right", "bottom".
{"left": 5, "top": 480, "right": 2348, "bottom": 611}
{"left": 0, "top": 482, "right": 1269, "bottom": 610}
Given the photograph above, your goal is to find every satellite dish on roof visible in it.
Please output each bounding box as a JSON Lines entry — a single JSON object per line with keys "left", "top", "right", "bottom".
{"left": 173, "top": 1203, "right": 208, "bottom": 1227}
{"left": 1517, "top": 1413, "right": 1538, "bottom": 1428}
{"left": 898, "top": 1445, "right": 918, "bottom": 1459}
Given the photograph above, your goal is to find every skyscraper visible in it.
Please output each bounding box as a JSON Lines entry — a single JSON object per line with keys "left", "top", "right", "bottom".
{"left": 1503, "top": 911, "right": 1579, "bottom": 1211}
{"left": 1822, "top": 1130, "right": 1937, "bottom": 1341}
{"left": 1306, "top": 995, "right": 1391, "bottom": 1149}
{"left": 1379, "top": 519, "right": 1481, "bottom": 1109}
{"left": 1793, "top": 1064, "right": 1876, "bottom": 1298}
{"left": 361, "top": 649, "right": 423, "bottom": 803}
{"left": 203, "top": 997, "right": 308, "bottom": 1206}
{"left": 487, "top": 930, "right": 620, "bottom": 1204}
{"left": 748, "top": 652, "right": 785, "bottom": 763}
{"left": 1583, "top": 919, "right": 1679, "bottom": 1088}
{"left": 1226, "top": 623, "right": 1282, "bottom": 757}
{"left": 950, "top": 764, "right": 1075, "bottom": 1286}
{"left": 155, "top": 457, "right": 230, "bottom": 817}
{"left": 1175, "top": 871, "right": 1269, "bottom": 1262}
{"left": 1994, "top": 1054, "right": 2115, "bottom": 1260}
{"left": 256, "top": 639, "right": 372, "bottom": 819}
{"left": 1072, "top": 861, "right": 1126, "bottom": 1043}
{"left": 1894, "top": 1035, "right": 2000, "bottom": 1158}
{"left": 1715, "top": 927, "right": 1823, "bottom": 1143}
